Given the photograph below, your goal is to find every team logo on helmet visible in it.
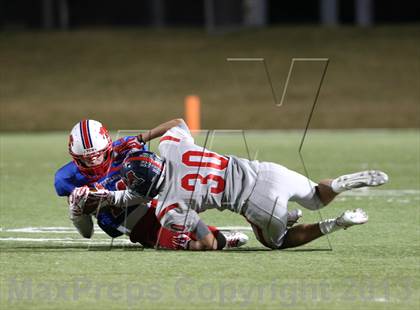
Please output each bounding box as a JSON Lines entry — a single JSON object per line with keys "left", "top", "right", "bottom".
{"left": 99, "top": 126, "right": 111, "bottom": 142}
{"left": 124, "top": 170, "right": 145, "bottom": 189}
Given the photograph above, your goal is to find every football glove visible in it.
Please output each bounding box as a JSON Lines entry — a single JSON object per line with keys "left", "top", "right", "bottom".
{"left": 172, "top": 234, "right": 191, "bottom": 250}
{"left": 69, "top": 186, "right": 114, "bottom": 216}
{"left": 86, "top": 188, "right": 113, "bottom": 206}
{"left": 68, "top": 186, "right": 90, "bottom": 217}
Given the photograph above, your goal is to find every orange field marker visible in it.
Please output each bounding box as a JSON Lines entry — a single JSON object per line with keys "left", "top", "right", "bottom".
{"left": 185, "top": 95, "right": 201, "bottom": 132}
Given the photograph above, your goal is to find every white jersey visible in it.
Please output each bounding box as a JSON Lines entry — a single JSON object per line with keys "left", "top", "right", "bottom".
{"left": 155, "top": 123, "right": 259, "bottom": 232}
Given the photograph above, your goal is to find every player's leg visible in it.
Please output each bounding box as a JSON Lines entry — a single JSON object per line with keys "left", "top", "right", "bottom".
{"left": 129, "top": 206, "right": 161, "bottom": 247}
{"left": 245, "top": 207, "right": 302, "bottom": 248}
{"left": 279, "top": 208, "right": 368, "bottom": 249}
{"left": 242, "top": 164, "right": 290, "bottom": 249}
{"left": 158, "top": 225, "right": 248, "bottom": 250}
{"left": 213, "top": 230, "right": 249, "bottom": 249}
{"left": 288, "top": 169, "right": 389, "bottom": 209}
{"left": 316, "top": 179, "right": 336, "bottom": 205}
{"left": 316, "top": 170, "right": 389, "bottom": 205}
{"left": 156, "top": 225, "right": 219, "bottom": 250}
{"left": 187, "top": 225, "right": 225, "bottom": 250}
{"left": 279, "top": 223, "right": 323, "bottom": 248}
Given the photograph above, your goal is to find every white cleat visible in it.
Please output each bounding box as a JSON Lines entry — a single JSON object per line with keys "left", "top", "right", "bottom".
{"left": 336, "top": 208, "right": 368, "bottom": 229}
{"left": 287, "top": 209, "right": 303, "bottom": 227}
{"left": 332, "top": 170, "right": 389, "bottom": 193}
{"left": 222, "top": 231, "right": 249, "bottom": 249}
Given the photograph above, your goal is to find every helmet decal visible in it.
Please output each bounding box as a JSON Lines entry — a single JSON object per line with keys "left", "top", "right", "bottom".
{"left": 125, "top": 170, "right": 145, "bottom": 188}
{"left": 99, "top": 126, "right": 109, "bottom": 140}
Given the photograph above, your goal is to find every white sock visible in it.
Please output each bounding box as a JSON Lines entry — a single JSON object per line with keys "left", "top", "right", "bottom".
{"left": 319, "top": 218, "right": 343, "bottom": 235}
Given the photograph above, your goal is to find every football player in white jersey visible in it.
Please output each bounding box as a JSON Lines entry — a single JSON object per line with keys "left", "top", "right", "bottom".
{"left": 113, "top": 119, "right": 389, "bottom": 250}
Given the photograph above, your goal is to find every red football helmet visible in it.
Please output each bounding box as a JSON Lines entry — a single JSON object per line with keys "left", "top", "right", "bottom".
{"left": 68, "top": 119, "right": 113, "bottom": 179}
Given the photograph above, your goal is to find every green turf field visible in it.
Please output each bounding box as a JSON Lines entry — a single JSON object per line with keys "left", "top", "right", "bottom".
{"left": 0, "top": 130, "right": 419, "bottom": 310}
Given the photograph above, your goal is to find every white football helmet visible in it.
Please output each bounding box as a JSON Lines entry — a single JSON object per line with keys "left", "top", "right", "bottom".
{"left": 68, "top": 119, "right": 113, "bottom": 178}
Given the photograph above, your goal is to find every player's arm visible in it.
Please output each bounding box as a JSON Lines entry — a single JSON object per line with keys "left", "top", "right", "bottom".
{"left": 68, "top": 187, "right": 94, "bottom": 238}
{"left": 139, "top": 118, "right": 185, "bottom": 143}
{"left": 80, "top": 184, "right": 147, "bottom": 210}
{"left": 110, "top": 190, "right": 148, "bottom": 208}
{"left": 71, "top": 214, "right": 94, "bottom": 238}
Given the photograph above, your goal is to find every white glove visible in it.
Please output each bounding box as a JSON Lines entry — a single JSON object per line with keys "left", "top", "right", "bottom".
{"left": 172, "top": 234, "right": 191, "bottom": 250}
{"left": 68, "top": 186, "right": 90, "bottom": 217}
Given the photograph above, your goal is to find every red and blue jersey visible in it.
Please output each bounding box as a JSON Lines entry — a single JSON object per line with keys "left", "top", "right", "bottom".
{"left": 54, "top": 136, "right": 147, "bottom": 238}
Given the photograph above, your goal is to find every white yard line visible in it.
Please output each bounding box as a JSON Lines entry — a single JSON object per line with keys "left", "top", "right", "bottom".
{"left": 0, "top": 225, "right": 253, "bottom": 234}
{"left": 0, "top": 237, "right": 132, "bottom": 245}
{"left": 1, "top": 226, "right": 106, "bottom": 234}
{"left": 341, "top": 189, "right": 420, "bottom": 197}
{"left": 217, "top": 226, "right": 252, "bottom": 231}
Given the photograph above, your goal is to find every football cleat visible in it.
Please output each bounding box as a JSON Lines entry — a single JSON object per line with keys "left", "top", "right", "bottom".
{"left": 336, "top": 208, "right": 368, "bottom": 229}
{"left": 331, "top": 170, "right": 389, "bottom": 193}
{"left": 287, "top": 209, "right": 303, "bottom": 227}
{"left": 222, "top": 231, "right": 249, "bottom": 249}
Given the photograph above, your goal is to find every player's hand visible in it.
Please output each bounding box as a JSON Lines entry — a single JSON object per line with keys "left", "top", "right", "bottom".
{"left": 136, "top": 133, "right": 146, "bottom": 146}
{"left": 172, "top": 234, "right": 191, "bottom": 250}
{"left": 86, "top": 188, "right": 113, "bottom": 208}
{"left": 68, "top": 186, "right": 90, "bottom": 216}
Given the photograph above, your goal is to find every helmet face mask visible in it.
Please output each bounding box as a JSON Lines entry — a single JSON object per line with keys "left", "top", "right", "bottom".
{"left": 79, "top": 152, "right": 105, "bottom": 167}
{"left": 68, "top": 120, "right": 113, "bottom": 179}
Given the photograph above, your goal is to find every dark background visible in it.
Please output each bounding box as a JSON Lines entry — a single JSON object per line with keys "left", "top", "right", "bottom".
{"left": 1, "top": 0, "right": 419, "bottom": 29}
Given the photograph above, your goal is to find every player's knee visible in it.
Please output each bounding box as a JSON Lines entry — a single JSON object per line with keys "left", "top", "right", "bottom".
{"left": 300, "top": 187, "right": 324, "bottom": 210}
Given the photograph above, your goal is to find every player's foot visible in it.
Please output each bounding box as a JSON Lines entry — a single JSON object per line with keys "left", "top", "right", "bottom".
{"left": 222, "top": 231, "right": 249, "bottom": 249}
{"left": 336, "top": 208, "right": 368, "bottom": 229}
{"left": 331, "top": 170, "right": 388, "bottom": 193}
{"left": 319, "top": 208, "right": 368, "bottom": 234}
{"left": 287, "top": 209, "right": 303, "bottom": 227}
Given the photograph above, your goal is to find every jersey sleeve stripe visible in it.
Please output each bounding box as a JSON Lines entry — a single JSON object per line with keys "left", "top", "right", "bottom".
{"left": 160, "top": 136, "right": 181, "bottom": 143}
{"left": 157, "top": 204, "right": 178, "bottom": 221}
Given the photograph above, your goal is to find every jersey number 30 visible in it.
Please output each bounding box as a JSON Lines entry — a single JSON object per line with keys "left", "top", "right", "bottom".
{"left": 181, "top": 151, "right": 227, "bottom": 194}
